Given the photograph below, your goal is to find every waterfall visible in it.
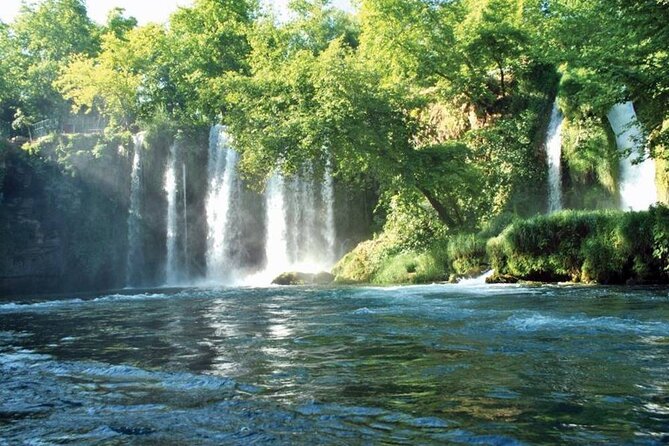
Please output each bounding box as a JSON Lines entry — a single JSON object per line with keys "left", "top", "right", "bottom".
{"left": 545, "top": 102, "right": 564, "bottom": 213}
{"left": 164, "top": 143, "right": 179, "bottom": 284}
{"left": 321, "top": 163, "right": 336, "bottom": 263}
{"left": 607, "top": 102, "right": 658, "bottom": 211}
{"left": 126, "top": 133, "right": 145, "bottom": 287}
{"left": 264, "top": 174, "right": 290, "bottom": 277}
{"left": 457, "top": 270, "right": 494, "bottom": 286}
{"left": 182, "top": 162, "right": 188, "bottom": 278}
{"left": 205, "top": 125, "right": 241, "bottom": 282}
{"left": 261, "top": 166, "right": 337, "bottom": 278}
{"left": 205, "top": 124, "right": 339, "bottom": 284}
{"left": 287, "top": 177, "right": 300, "bottom": 264}
{"left": 298, "top": 168, "right": 317, "bottom": 263}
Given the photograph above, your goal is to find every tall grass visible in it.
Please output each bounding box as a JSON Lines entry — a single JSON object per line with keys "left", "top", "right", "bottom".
{"left": 488, "top": 207, "right": 669, "bottom": 283}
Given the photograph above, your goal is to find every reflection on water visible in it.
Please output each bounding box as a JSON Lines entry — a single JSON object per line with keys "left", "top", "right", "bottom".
{"left": 0, "top": 285, "right": 668, "bottom": 444}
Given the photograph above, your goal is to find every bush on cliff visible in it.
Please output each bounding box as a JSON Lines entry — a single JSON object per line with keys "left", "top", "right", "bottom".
{"left": 333, "top": 239, "right": 450, "bottom": 285}
{"left": 447, "top": 233, "right": 488, "bottom": 277}
{"left": 488, "top": 207, "right": 669, "bottom": 283}
{"left": 332, "top": 194, "right": 451, "bottom": 284}
{"left": 332, "top": 201, "right": 519, "bottom": 285}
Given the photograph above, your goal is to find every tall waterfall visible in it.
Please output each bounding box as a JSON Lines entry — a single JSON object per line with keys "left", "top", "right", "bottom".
{"left": 263, "top": 167, "right": 337, "bottom": 276}
{"left": 321, "top": 162, "right": 337, "bottom": 263}
{"left": 205, "top": 125, "right": 338, "bottom": 284}
{"left": 264, "top": 174, "right": 290, "bottom": 278}
{"left": 545, "top": 102, "right": 564, "bottom": 213}
{"left": 205, "top": 125, "right": 242, "bottom": 281}
{"left": 297, "top": 169, "right": 318, "bottom": 263}
{"left": 126, "top": 133, "right": 145, "bottom": 287}
{"left": 607, "top": 102, "right": 658, "bottom": 211}
{"left": 164, "top": 143, "right": 179, "bottom": 284}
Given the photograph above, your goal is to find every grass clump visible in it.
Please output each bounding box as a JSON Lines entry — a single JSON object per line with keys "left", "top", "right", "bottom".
{"left": 488, "top": 206, "right": 669, "bottom": 284}
{"left": 447, "top": 233, "right": 488, "bottom": 277}
{"left": 332, "top": 193, "right": 451, "bottom": 284}
{"left": 373, "top": 247, "right": 450, "bottom": 285}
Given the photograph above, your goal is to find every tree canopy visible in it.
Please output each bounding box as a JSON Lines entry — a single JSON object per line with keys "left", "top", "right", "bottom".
{"left": 1, "top": 0, "right": 667, "bottom": 231}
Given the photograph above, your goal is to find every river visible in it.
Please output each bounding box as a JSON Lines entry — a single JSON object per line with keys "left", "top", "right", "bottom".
{"left": 1, "top": 284, "right": 667, "bottom": 444}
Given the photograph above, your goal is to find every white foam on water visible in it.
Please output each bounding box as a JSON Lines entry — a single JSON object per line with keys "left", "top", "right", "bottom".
{"left": 507, "top": 312, "right": 669, "bottom": 335}
{"left": 0, "top": 293, "right": 169, "bottom": 313}
{"left": 457, "top": 270, "right": 495, "bottom": 286}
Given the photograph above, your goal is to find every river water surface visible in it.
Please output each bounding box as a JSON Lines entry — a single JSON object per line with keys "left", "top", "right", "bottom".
{"left": 0, "top": 284, "right": 668, "bottom": 444}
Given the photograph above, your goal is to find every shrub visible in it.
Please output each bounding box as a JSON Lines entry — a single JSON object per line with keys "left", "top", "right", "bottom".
{"left": 447, "top": 233, "right": 488, "bottom": 276}
{"left": 489, "top": 207, "right": 669, "bottom": 284}
{"left": 332, "top": 236, "right": 389, "bottom": 283}
{"left": 374, "top": 250, "right": 449, "bottom": 285}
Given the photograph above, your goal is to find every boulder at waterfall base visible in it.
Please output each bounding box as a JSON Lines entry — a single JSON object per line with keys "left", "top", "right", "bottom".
{"left": 272, "top": 271, "right": 335, "bottom": 285}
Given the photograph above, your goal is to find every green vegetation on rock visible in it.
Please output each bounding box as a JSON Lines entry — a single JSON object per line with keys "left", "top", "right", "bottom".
{"left": 335, "top": 207, "right": 669, "bottom": 286}
{"left": 489, "top": 208, "right": 669, "bottom": 284}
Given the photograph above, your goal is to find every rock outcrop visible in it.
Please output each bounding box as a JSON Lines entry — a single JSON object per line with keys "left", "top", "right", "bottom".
{"left": 272, "top": 271, "right": 335, "bottom": 286}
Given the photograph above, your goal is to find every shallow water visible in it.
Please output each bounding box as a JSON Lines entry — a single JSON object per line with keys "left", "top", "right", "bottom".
{"left": 0, "top": 284, "right": 668, "bottom": 444}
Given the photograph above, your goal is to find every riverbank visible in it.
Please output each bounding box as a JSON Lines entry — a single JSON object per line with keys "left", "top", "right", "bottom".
{"left": 333, "top": 206, "right": 669, "bottom": 286}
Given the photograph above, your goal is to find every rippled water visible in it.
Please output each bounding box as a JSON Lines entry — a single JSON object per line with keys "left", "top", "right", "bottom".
{"left": 1, "top": 284, "right": 668, "bottom": 444}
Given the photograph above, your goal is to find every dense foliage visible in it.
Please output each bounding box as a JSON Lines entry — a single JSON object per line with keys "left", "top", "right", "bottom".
{"left": 489, "top": 207, "right": 669, "bottom": 284}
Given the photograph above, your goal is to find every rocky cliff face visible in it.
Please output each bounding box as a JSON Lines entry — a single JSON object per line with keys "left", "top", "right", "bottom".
{"left": 0, "top": 127, "right": 216, "bottom": 296}
{"left": 0, "top": 139, "right": 130, "bottom": 297}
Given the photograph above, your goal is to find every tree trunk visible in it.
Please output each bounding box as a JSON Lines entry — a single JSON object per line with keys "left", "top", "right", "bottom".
{"left": 417, "top": 186, "right": 459, "bottom": 228}
{"left": 497, "top": 60, "right": 506, "bottom": 98}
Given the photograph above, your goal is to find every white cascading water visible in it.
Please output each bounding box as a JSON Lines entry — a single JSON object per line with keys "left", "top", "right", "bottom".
{"left": 264, "top": 174, "right": 290, "bottom": 278}
{"left": 458, "top": 270, "right": 494, "bottom": 286}
{"left": 298, "top": 169, "right": 317, "bottom": 263}
{"left": 126, "top": 133, "right": 145, "bottom": 287}
{"left": 545, "top": 102, "right": 564, "bottom": 213}
{"left": 164, "top": 143, "right": 179, "bottom": 284}
{"left": 321, "top": 162, "right": 337, "bottom": 264}
{"left": 287, "top": 177, "right": 301, "bottom": 263}
{"left": 607, "top": 102, "right": 658, "bottom": 211}
{"left": 257, "top": 166, "right": 337, "bottom": 281}
{"left": 205, "top": 125, "right": 241, "bottom": 282}
{"left": 205, "top": 125, "right": 338, "bottom": 284}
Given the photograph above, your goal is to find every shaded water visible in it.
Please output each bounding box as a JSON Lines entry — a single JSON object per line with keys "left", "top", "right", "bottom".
{"left": 1, "top": 285, "right": 668, "bottom": 444}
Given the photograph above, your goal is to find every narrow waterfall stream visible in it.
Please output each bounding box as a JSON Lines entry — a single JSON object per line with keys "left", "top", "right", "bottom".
{"left": 164, "top": 143, "right": 179, "bottom": 284}
{"left": 607, "top": 102, "right": 658, "bottom": 211}
{"left": 545, "top": 102, "right": 564, "bottom": 213}
{"left": 321, "top": 162, "right": 337, "bottom": 263}
{"left": 126, "top": 133, "right": 145, "bottom": 287}
{"left": 205, "top": 125, "right": 241, "bottom": 282}
{"left": 264, "top": 174, "right": 290, "bottom": 278}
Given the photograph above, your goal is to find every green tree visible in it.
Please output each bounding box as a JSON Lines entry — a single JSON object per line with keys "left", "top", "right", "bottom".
{"left": 56, "top": 25, "right": 168, "bottom": 128}
{"left": 12, "top": 0, "right": 98, "bottom": 61}
{"left": 223, "top": 24, "right": 485, "bottom": 228}
{"left": 547, "top": 0, "right": 669, "bottom": 155}
{"left": 8, "top": 0, "right": 100, "bottom": 127}
{"left": 0, "top": 23, "right": 19, "bottom": 123}
{"left": 165, "top": 0, "right": 258, "bottom": 122}
{"left": 103, "top": 7, "right": 138, "bottom": 39}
